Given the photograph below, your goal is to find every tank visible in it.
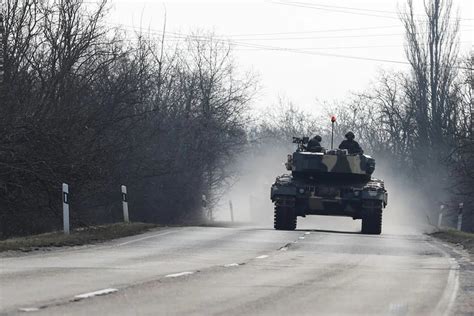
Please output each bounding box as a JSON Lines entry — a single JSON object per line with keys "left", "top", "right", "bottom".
{"left": 270, "top": 137, "right": 388, "bottom": 234}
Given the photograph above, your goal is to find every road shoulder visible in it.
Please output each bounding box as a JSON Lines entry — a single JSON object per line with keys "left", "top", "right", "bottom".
{"left": 431, "top": 230, "right": 474, "bottom": 258}
{"left": 430, "top": 230, "right": 474, "bottom": 315}
{"left": 0, "top": 222, "right": 159, "bottom": 254}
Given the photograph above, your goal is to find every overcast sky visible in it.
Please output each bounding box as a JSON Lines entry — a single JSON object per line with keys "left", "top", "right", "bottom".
{"left": 106, "top": 0, "right": 473, "bottom": 112}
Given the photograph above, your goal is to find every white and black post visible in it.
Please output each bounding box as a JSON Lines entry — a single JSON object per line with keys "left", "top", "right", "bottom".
{"left": 437, "top": 205, "right": 444, "bottom": 228}
{"left": 121, "top": 185, "right": 129, "bottom": 223}
{"left": 330, "top": 115, "right": 336, "bottom": 149}
{"left": 457, "top": 203, "right": 464, "bottom": 231}
{"left": 62, "top": 183, "right": 70, "bottom": 234}
{"left": 229, "top": 200, "right": 234, "bottom": 223}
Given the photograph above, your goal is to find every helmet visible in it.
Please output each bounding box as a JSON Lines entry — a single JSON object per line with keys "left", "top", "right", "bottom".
{"left": 314, "top": 135, "right": 322, "bottom": 142}
{"left": 345, "top": 131, "right": 355, "bottom": 140}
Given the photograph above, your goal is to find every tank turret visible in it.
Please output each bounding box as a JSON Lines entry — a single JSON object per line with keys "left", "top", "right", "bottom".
{"left": 286, "top": 137, "right": 375, "bottom": 179}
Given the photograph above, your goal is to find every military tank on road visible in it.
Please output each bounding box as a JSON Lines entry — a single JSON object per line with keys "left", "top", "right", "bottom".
{"left": 270, "top": 137, "right": 388, "bottom": 234}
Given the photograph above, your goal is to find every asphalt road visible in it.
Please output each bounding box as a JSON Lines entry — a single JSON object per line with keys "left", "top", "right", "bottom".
{"left": 0, "top": 219, "right": 466, "bottom": 315}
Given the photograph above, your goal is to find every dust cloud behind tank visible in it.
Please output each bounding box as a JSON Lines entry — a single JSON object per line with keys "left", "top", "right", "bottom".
{"left": 270, "top": 137, "right": 388, "bottom": 234}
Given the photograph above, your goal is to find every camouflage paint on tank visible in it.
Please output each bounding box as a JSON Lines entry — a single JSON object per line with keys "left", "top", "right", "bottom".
{"left": 289, "top": 150, "right": 375, "bottom": 176}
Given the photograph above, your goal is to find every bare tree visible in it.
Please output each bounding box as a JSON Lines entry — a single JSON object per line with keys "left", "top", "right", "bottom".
{"left": 0, "top": 3, "right": 4, "bottom": 89}
{"left": 401, "top": 0, "right": 460, "bottom": 167}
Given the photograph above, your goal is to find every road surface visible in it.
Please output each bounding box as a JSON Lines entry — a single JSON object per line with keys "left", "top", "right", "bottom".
{"left": 0, "top": 219, "right": 467, "bottom": 315}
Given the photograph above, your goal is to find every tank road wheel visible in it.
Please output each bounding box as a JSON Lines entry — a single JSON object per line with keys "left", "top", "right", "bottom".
{"left": 361, "top": 209, "right": 382, "bottom": 235}
{"left": 274, "top": 197, "right": 297, "bottom": 231}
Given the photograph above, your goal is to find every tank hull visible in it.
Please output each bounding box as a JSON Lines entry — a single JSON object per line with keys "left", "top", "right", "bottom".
{"left": 271, "top": 175, "right": 387, "bottom": 219}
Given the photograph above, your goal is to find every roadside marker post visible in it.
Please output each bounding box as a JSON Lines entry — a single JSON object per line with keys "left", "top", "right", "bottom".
{"left": 437, "top": 205, "right": 444, "bottom": 228}
{"left": 457, "top": 203, "right": 463, "bottom": 231}
{"left": 121, "top": 185, "right": 129, "bottom": 223}
{"left": 201, "top": 195, "right": 207, "bottom": 208}
{"left": 229, "top": 200, "right": 234, "bottom": 222}
{"left": 330, "top": 115, "right": 336, "bottom": 149}
{"left": 62, "top": 183, "right": 70, "bottom": 234}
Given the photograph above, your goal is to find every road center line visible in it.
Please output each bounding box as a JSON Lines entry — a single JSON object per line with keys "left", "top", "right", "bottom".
{"left": 224, "top": 263, "right": 239, "bottom": 267}
{"left": 256, "top": 255, "right": 268, "bottom": 259}
{"left": 165, "top": 271, "right": 194, "bottom": 278}
{"left": 18, "top": 307, "right": 40, "bottom": 312}
{"left": 74, "top": 288, "right": 118, "bottom": 300}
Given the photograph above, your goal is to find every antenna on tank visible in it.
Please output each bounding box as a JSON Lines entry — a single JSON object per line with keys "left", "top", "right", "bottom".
{"left": 330, "top": 115, "right": 336, "bottom": 149}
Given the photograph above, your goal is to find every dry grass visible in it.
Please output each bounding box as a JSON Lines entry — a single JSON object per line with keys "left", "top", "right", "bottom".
{"left": 431, "top": 229, "right": 474, "bottom": 255}
{"left": 0, "top": 222, "right": 158, "bottom": 252}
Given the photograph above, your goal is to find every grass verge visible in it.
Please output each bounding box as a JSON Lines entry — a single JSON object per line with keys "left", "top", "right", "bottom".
{"left": 431, "top": 229, "right": 474, "bottom": 255}
{"left": 0, "top": 222, "right": 158, "bottom": 253}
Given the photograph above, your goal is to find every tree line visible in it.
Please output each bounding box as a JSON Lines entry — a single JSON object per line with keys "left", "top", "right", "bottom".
{"left": 0, "top": 0, "right": 254, "bottom": 237}
{"left": 0, "top": 0, "right": 471, "bottom": 237}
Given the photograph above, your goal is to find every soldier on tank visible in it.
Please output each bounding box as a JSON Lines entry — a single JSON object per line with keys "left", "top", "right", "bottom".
{"left": 306, "top": 135, "right": 324, "bottom": 152}
{"left": 338, "top": 131, "right": 363, "bottom": 154}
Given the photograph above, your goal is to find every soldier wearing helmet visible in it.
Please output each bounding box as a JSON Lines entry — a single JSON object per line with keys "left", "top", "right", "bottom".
{"left": 339, "top": 131, "right": 363, "bottom": 154}
{"left": 306, "top": 135, "right": 324, "bottom": 152}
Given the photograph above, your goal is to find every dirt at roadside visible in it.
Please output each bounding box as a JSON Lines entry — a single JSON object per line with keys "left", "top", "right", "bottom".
{"left": 431, "top": 229, "right": 474, "bottom": 257}
{"left": 0, "top": 222, "right": 159, "bottom": 253}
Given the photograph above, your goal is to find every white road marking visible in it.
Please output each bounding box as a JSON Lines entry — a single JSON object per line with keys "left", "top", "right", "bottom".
{"left": 427, "top": 240, "right": 460, "bottom": 316}
{"left": 438, "top": 258, "right": 460, "bottom": 316}
{"left": 298, "top": 236, "right": 305, "bottom": 240}
{"left": 256, "top": 255, "right": 268, "bottom": 259}
{"left": 445, "top": 259, "right": 460, "bottom": 316}
{"left": 18, "top": 307, "right": 40, "bottom": 312}
{"left": 224, "top": 263, "right": 239, "bottom": 267}
{"left": 116, "top": 230, "right": 177, "bottom": 246}
{"left": 74, "top": 288, "right": 118, "bottom": 300}
{"left": 305, "top": 232, "right": 310, "bottom": 235}
{"left": 388, "top": 303, "right": 408, "bottom": 314}
{"left": 165, "top": 271, "right": 194, "bottom": 278}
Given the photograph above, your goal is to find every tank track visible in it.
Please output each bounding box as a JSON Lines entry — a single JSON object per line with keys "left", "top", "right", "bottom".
{"left": 361, "top": 204, "right": 382, "bottom": 235}
{"left": 274, "top": 196, "right": 297, "bottom": 230}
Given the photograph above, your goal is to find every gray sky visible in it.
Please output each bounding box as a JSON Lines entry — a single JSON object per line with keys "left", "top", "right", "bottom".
{"left": 106, "top": 0, "right": 473, "bottom": 112}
